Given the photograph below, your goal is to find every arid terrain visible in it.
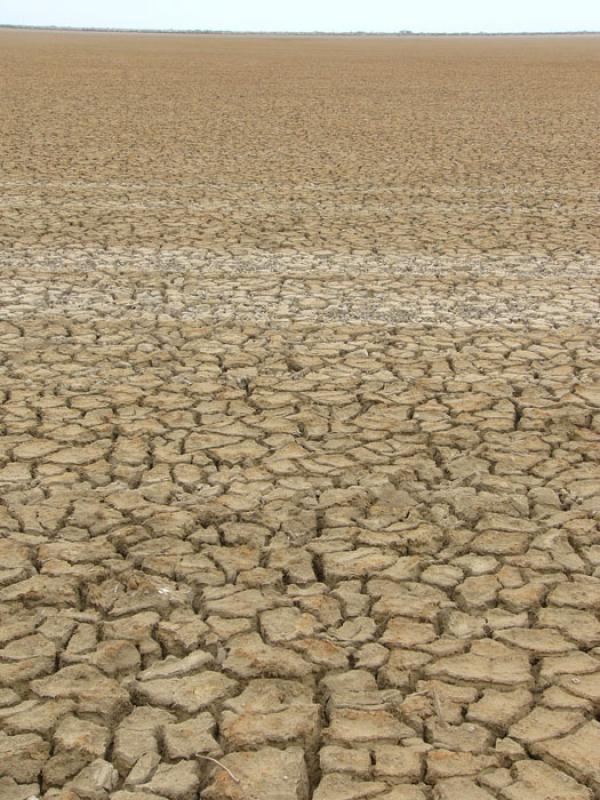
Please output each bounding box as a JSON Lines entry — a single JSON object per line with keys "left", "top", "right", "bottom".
{"left": 1, "top": 29, "right": 600, "bottom": 800}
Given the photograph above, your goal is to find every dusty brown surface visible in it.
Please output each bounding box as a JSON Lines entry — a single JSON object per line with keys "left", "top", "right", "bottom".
{"left": 1, "top": 31, "right": 600, "bottom": 256}
{"left": 1, "top": 30, "right": 600, "bottom": 800}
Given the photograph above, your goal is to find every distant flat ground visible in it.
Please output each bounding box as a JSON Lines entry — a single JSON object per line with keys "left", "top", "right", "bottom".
{"left": 2, "top": 31, "right": 600, "bottom": 800}
{"left": 1, "top": 30, "right": 599, "bottom": 255}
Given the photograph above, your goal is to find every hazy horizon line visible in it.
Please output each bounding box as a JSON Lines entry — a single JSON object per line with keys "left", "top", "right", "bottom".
{"left": 2, "top": 24, "right": 599, "bottom": 36}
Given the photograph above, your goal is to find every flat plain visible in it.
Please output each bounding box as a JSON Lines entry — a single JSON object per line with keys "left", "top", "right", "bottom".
{"left": 1, "top": 29, "right": 600, "bottom": 800}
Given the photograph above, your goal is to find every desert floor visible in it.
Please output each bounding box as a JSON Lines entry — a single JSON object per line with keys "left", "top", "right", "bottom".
{"left": 1, "top": 30, "right": 600, "bottom": 800}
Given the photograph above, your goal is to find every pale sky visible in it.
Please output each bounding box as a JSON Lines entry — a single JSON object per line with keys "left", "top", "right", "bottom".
{"left": 1, "top": 0, "right": 599, "bottom": 33}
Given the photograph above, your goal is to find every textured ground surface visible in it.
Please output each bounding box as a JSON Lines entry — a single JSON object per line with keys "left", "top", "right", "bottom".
{"left": 1, "top": 30, "right": 600, "bottom": 800}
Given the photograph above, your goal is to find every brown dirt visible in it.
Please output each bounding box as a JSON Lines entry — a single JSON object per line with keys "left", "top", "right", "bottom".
{"left": 1, "top": 30, "right": 600, "bottom": 800}
{"left": 1, "top": 31, "right": 599, "bottom": 256}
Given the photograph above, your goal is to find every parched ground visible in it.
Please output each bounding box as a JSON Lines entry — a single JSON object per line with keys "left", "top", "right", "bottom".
{"left": 1, "top": 30, "right": 600, "bottom": 800}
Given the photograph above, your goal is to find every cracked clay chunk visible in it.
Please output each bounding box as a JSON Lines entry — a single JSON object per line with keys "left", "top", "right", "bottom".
{"left": 201, "top": 746, "right": 309, "bottom": 800}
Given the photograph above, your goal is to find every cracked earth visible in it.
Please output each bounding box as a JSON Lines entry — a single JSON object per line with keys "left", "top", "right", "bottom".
{"left": 1, "top": 30, "right": 600, "bottom": 800}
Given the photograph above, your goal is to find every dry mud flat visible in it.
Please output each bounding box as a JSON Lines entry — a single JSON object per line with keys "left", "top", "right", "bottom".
{"left": 1, "top": 255, "right": 600, "bottom": 800}
{"left": 1, "top": 31, "right": 600, "bottom": 800}
{"left": 1, "top": 32, "right": 599, "bottom": 257}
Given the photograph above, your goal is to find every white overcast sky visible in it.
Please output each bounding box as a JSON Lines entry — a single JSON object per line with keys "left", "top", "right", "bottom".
{"left": 1, "top": 0, "right": 599, "bottom": 33}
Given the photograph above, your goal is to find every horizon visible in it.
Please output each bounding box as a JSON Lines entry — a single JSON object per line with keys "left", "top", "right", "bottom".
{"left": 2, "top": 24, "right": 600, "bottom": 35}
{"left": 2, "top": 0, "right": 599, "bottom": 35}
